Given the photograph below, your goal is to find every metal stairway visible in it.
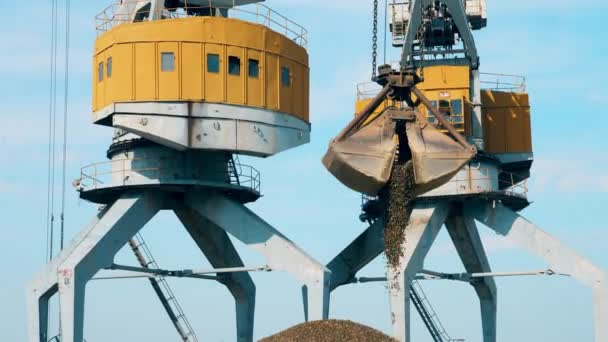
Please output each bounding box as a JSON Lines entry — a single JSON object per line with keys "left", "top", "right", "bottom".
{"left": 128, "top": 233, "right": 199, "bottom": 342}
{"left": 410, "top": 280, "right": 461, "bottom": 342}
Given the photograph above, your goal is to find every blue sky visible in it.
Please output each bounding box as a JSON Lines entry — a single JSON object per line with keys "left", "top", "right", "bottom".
{"left": 1, "top": 1, "right": 607, "bottom": 341}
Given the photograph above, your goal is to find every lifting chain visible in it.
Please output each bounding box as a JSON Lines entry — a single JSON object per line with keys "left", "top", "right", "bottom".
{"left": 371, "top": 0, "right": 379, "bottom": 79}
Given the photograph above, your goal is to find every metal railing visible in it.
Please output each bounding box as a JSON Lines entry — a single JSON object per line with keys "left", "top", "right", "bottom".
{"left": 464, "top": 0, "right": 486, "bottom": 16}
{"left": 498, "top": 171, "right": 529, "bottom": 196}
{"left": 48, "top": 336, "right": 87, "bottom": 342}
{"left": 78, "top": 156, "right": 261, "bottom": 194}
{"left": 443, "top": 166, "right": 529, "bottom": 197}
{"left": 390, "top": 1, "right": 411, "bottom": 22}
{"left": 356, "top": 82, "right": 384, "bottom": 101}
{"left": 95, "top": 2, "right": 308, "bottom": 47}
{"left": 480, "top": 73, "right": 526, "bottom": 93}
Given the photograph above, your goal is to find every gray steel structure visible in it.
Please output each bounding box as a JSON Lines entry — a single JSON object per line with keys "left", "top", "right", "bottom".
{"left": 27, "top": 141, "right": 331, "bottom": 342}
{"left": 28, "top": 2, "right": 330, "bottom": 341}
{"left": 328, "top": 195, "right": 608, "bottom": 341}
{"left": 325, "top": 1, "right": 608, "bottom": 341}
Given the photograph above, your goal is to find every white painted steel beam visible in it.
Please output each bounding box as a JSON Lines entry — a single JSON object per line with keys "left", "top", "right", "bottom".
{"left": 446, "top": 210, "right": 496, "bottom": 342}
{"left": 184, "top": 192, "right": 331, "bottom": 321}
{"left": 387, "top": 202, "right": 450, "bottom": 342}
{"left": 467, "top": 200, "right": 608, "bottom": 342}
{"left": 326, "top": 219, "right": 385, "bottom": 291}
{"left": 55, "top": 193, "right": 162, "bottom": 342}
{"left": 175, "top": 207, "right": 256, "bottom": 342}
{"left": 27, "top": 204, "right": 114, "bottom": 342}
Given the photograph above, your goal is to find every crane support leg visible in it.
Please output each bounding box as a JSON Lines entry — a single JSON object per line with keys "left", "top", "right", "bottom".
{"left": 446, "top": 209, "right": 497, "bottom": 342}
{"left": 27, "top": 204, "right": 115, "bottom": 342}
{"left": 55, "top": 193, "right": 161, "bottom": 342}
{"left": 26, "top": 284, "right": 54, "bottom": 342}
{"left": 184, "top": 192, "right": 331, "bottom": 321}
{"left": 387, "top": 202, "right": 450, "bottom": 342}
{"left": 467, "top": 200, "right": 608, "bottom": 342}
{"left": 326, "top": 219, "right": 385, "bottom": 291}
{"left": 175, "top": 207, "right": 256, "bottom": 342}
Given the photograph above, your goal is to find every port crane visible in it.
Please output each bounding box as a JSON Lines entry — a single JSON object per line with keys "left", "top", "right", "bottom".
{"left": 323, "top": 1, "right": 608, "bottom": 342}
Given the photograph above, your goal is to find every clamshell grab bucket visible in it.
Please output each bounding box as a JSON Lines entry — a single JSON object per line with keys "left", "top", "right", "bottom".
{"left": 322, "top": 113, "right": 398, "bottom": 196}
{"left": 406, "top": 115, "right": 476, "bottom": 196}
{"left": 322, "top": 109, "right": 475, "bottom": 196}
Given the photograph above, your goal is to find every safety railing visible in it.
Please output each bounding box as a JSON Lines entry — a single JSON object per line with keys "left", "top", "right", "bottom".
{"left": 498, "top": 171, "right": 529, "bottom": 196}
{"left": 442, "top": 166, "right": 529, "bottom": 197}
{"left": 390, "top": 1, "right": 411, "bottom": 22}
{"left": 356, "top": 82, "right": 384, "bottom": 101}
{"left": 480, "top": 73, "right": 526, "bottom": 93}
{"left": 78, "top": 156, "right": 261, "bottom": 194}
{"left": 95, "top": 2, "right": 308, "bottom": 47}
{"left": 465, "top": 0, "right": 486, "bottom": 16}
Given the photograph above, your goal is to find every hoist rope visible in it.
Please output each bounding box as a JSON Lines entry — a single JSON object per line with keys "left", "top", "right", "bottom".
{"left": 60, "top": 0, "right": 71, "bottom": 251}
{"left": 46, "top": 0, "right": 59, "bottom": 262}
{"left": 383, "top": 0, "right": 388, "bottom": 64}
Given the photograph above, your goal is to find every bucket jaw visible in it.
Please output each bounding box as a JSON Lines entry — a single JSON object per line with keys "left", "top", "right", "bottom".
{"left": 322, "top": 108, "right": 474, "bottom": 196}
{"left": 406, "top": 114, "right": 476, "bottom": 196}
{"left": 322, "top": 111, "right": 399, "bottom": 196}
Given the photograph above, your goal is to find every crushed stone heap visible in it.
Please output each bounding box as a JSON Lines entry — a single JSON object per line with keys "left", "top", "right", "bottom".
{"left": 260, "top": 319, "right": 397, "bottom": 342}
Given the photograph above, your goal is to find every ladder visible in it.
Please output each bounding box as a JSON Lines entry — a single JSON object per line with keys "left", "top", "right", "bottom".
{"left": 128, "top": 234, "right": 199, "bottom": 342}
{"left": 410, "top": 280, "right": 461, "bottom": 342}
{"left": 227, "top": 154, "right": 242, "bottom": 186}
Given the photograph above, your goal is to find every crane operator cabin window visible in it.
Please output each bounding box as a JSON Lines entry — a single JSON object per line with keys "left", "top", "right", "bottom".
{"left": 208, "top": 54, "right": 220, "bottom": 73}
{"left": 248, "top": 59, "right": 260, "bottom": 78}
{"left": 281, "top": 66, "right": 291, "bottom": 87}
{"left": 161, "top": 52, "right": 175, "bottom": 72}
{"left": 98, "top": 62, "right": 103, "bottom": 82}
{"left": 229, "top": 56, "right": 241, "bottom": 75}
{"left": 106, "top": 57, "right": 112, "bottom": 78}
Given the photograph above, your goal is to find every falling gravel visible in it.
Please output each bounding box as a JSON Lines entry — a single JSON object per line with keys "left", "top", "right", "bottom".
{"left": 260, "top": 320, "right": 397, "bottom": 342}
{"left": 382, "top": 160, "right": 416, "bottom": 287}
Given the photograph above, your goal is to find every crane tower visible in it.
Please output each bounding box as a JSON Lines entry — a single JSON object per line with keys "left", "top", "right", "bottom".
{"left": 27, "top": 1, "right": 329, "bottom": 341}
{"left": 323, "top": 1, "right": 608, "bottom": 341}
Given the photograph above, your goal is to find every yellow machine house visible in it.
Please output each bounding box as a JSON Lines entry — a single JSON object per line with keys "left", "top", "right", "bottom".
{"left": 93, "top": 16, "right": 310, "bottom": 123}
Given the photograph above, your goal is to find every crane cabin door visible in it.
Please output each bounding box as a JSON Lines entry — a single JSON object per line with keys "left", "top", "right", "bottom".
{"left": 158, "top": 42, "right": 179, "bottom": 99}
{"left": 226, "top": 46, "right": 245, "bottom": 105}
{"left": 205, "top": 44, "right": 225, "bottom": 103}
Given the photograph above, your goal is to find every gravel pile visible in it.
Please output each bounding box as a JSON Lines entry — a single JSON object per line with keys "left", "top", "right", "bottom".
{"left": 260, "top": 320, "right": 397, "bottom": 342}
{"left": 382, "top": 160, "right": 416, "bottom": 287}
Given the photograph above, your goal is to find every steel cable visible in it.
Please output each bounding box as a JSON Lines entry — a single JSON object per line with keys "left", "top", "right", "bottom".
{"left": 60, "top": 0, "right": 71, "bottom": 252}
{"left": 46, "top": 0, "right": 59, "bottom": 262}
{"left": 383, "top": 0, "right": 388, "bottom": 64}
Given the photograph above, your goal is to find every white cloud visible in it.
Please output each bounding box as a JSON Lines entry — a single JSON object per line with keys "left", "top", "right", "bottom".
{"left": 0, "top": 101, "right": 107, "bottom": 148}
{"left": 530, "top": 154, "right": 608, "bottom": 194}
{"left": 276, "top": 0, "right": 608, "bottom": 13}
{"left": 586, "top": 91, "right": 608, "bottom": 105}
{"left": 491, "top": 0, "right": 608, "bottom": 12}
{"left": 0, "top": 181, "right": 17, "bottom": 193}
{"left": 310, "top": 58, "right": 372, "bottom": 124}
{"left": 275, "top": 0, "right": 370, "bottom": 12}
{"left": 432, "top": 231, "right": 517, "bottom": 257}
